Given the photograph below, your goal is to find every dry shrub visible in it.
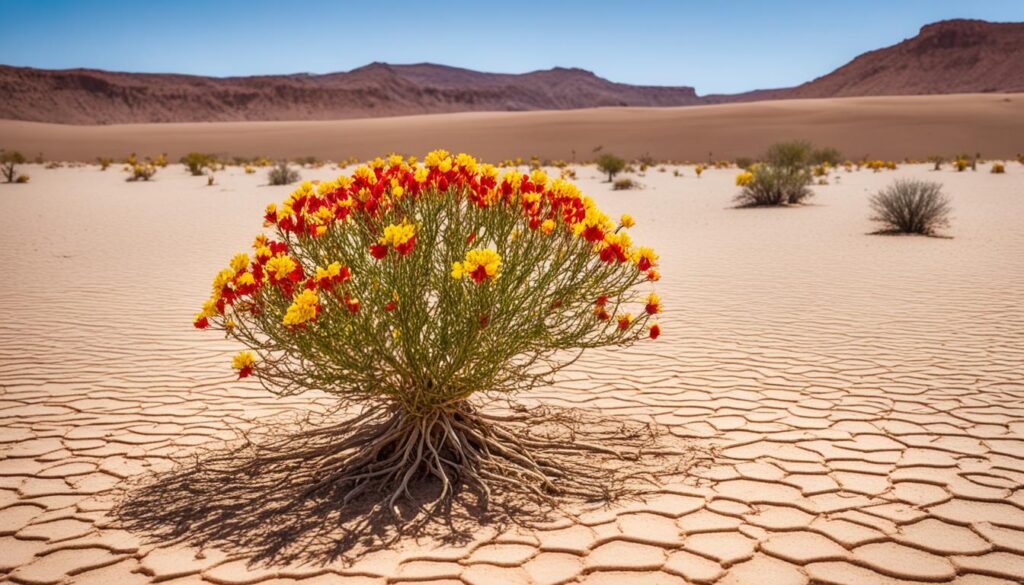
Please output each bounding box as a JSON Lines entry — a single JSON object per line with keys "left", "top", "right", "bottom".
{"left": 613, "top": 177, "right": 639, "bottom": 190}
{"left": 870, "top": 179, "right": 951, "bottom": 236}
{"left": 268, "top": 161, "right": 300, "bottom": 185}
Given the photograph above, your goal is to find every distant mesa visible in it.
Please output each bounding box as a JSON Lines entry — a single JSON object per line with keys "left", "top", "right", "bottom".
{"left": 0, "top": 19, "right": 1021, "bottom": 124}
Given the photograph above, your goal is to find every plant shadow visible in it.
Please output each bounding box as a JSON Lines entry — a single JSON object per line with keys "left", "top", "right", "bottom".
{"left": 112, "top": 404, "right": 703, "bottom": 568}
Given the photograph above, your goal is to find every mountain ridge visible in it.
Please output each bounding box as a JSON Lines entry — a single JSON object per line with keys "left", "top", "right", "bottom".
{"left": 1, "top": 18, "right": 1021, "bottom": 124}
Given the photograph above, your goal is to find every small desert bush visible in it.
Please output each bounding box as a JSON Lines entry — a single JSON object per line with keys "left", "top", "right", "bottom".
{"left": 244, "top": 164, "right": 256, "bottom": 174}
{"left": 927, "top": 155, "right": 944, "bottom": 170}
{"left": 766, "top": 140, "right": 813, "bottom": 168}
{"left": 810, "top": 146, "right": 842, "bottom": 166}
{"left": 991, "top": 163, "right": 1006, "bottom": 174}
{"left": 1, "top": 149, "right": 26, "bottom": 183}
{"left": 268, "top": 162, "right": 300, "bottom": 185}
{"left": 153, "top": 153, "right": 169, "bottom": 168}
{"left": 16, "top": 173, "right": 30, "bottom": 183}
{"left": 97, "top": 157, "right": 114, "bottom": 170}
{"left": 181, "top": 152, "right": 217, "bottom": 176}
{"left": 735, "top": 171, "right": 753, "bottom": 186}
{"left": 735, "top": 157, "right": 755, "bottom": 170}
{"left": 734, "top": 141, "right": 814, "bottom": 207}
{"left": 613, "top": 177, "right": 639, "bottom": 190}
{"left": 596, "top": 154, "right": 627, "bottom": 182}
{"left": 694, "top": 165, "right": 704, "bottom": 177}
{"left": 870, "top": 179, "right": 951, "bottom": 236}
{"left": 192, "top": 150, "right": 662, "bottom": 516}
{"left": 125, "top": 162, "right": 157, "bottom": 182}
{"left": 954, "top": 157, "right": 969, "bottom": 172}
{"left": 734, "top": 164, "right": 813, "bottom": 206}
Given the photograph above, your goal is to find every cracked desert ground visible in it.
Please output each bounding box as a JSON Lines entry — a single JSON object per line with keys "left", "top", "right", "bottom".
{"left": 1, "top": 161, "right": 1023, "bottom": 585}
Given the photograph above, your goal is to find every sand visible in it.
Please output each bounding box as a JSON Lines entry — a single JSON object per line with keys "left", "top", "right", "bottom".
{"left": 2, "top": 93, "right": 1023, "bottom": 163}
{"left": 1, "top": 160, "right": 1023, "bottom": 584}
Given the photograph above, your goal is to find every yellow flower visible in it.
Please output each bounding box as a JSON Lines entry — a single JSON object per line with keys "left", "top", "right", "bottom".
{"left": 211, "top": 268, "right": 234, "bottom": 295}
{"left": 232, "top": 351, "right": 255, "bottom": 370}
{"left": 620, "top": 214, "right": 635, "bottom": 228}
{"left": 452, "top": 248, "right": 502, "bottom": 283}
{"left": 632, "top": 246, "right": 658, "bottom": 271}
{"left": 530, "top": 168, "right": 548, "bottom": 187}
{"left": 540, "top": 219, "right": 555, "bottom": 234}
{"left": 425, "top": 149, "right": 452, "bottom": 169}
{"left": 253, "top": 234, "right": 268, "bottom": 249}
{"left": 200, "top": 298, "right": 219, "bottom": 317}
{"left": 413, "top": 166, "right": 429, "bottom": 183}
{"left": 230, "top": 253, "right": 249, "bottom": 274}
{"left": 735, "top": 171, "right": 754, "bottom": 186}
{"left": 265, "top": 254, "right": 298, "bottom": 281}
{"left": 282, "top": 289, "right": 319, "bottom": 326}
{"left": 455, "top": 153, "right": 478, "bottom": 173}
{"left": 380, "top": 221, "right": 417, "bottom": 251}
{"left": 236, "top": 272, "right": 256, "bottom": 288}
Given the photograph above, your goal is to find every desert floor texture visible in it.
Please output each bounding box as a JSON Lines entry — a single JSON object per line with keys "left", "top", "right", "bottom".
{"left": 1, "top": 161, "right": 1023, "bottom": 585}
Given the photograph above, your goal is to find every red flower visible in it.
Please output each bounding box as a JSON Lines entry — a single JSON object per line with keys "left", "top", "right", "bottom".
{"left": 345, "top": 295, "right": 361, "bottom": 314}
{"left": 595, "top": 295, "right": 608, "bottom": 307}
{"left": 384, "top": 300, "right": 397, "bottom": 311}
{"left": 469, "top": 264, "right": 489, "bottom": 284}
{"left": 637, "top": 257, "right": 653, "bottom": 271}
{"left": 237, "top": 365, "right": 253, "bottom": 379}
{"left": 369, "top": 243, "right": 388, "bottom": 259}
{"left": 581, "top": 224, "right": 605, "bottom": 242}
{"left": 193, "top": 316, "right": 209, "bottom": 329}
{"left": 394, "top": 235, "right": 416, "bottom": 256}
{"left": 467, "top": 232, "right": 476, "bottom": 244}
{"left": 649, "top": 324, "right": 661, "bottom": 340}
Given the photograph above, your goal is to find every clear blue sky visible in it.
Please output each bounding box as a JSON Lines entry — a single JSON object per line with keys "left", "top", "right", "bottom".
{"left": 2, "top": 0, "right": 1023, "bottom": 95}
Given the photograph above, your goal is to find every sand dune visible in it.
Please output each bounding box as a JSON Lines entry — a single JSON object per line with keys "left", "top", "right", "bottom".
{"left": 1, "top": 161, "right": 1022, "bottom": 583}
{"left": 2, "top": 93, "right": 1021, "bottom": 163}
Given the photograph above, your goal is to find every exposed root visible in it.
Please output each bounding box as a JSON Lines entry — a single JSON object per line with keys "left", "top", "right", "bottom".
{"left": 114, "top": 401, "right": 699, "bottom": 565}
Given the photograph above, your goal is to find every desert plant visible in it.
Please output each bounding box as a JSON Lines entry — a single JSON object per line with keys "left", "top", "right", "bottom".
{"left": 954, "top": 157, "right": 968, "bottom": 172}
{"left": 1, "top": 149, "right": 26, "bottom": 183}
{"left": 181, "top": 152, "right": 217, "bottom": 176}
{"left": 613, "top": 177, "right": 639, "bottom": 190}
{"left": 596, "top": 154, "right": 626, "bottom": 182}
{"left": 97, "top": 157, "right": 114, "bottom": 170}
{"left": 153, "top": 153, "right": 169, "bottom": 168}
{"left": 192, "top": 150, "right": 662, "bottom": 517}
{"left": 810, "top": 146, "right": 842, "bottom": 166}
{"left": 870, "top": 179, "right": 951, "bottom": 236}
{"left": 734, "top": 141, "right": 814, "bottom": 207}
{"left": 991, "top": 163, "right": 1006, "bottom": 174}
{"left": 125, "top": 162, "right": 157, "bottom": 182}
{"left": 735, "top": 157, "right": 755, "bottom": 170}
{"left": 15, "top": 174, "right": 30, "bottom": 183}
{"left": 735, "top": 171, "right": 754, "bottom": 186}
{"left": 244, "top": 164, "right": 255, "bottom": 174}
{"left": 694, "top": 164, "right": 704, "bottom": 178}
{"left": 267, "top": 162, "right": 300, "bottom": 186}
{"left": 927, "top": 155, "right": 944, "bottom": 170}
{"left": 734, "top": 164, "right": 813, "bottom": 206}
{"left": 766, "top": 140, "right": 813, "bottom": 168}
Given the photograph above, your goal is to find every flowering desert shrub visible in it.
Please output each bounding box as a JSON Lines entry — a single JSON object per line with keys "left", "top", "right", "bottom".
{"left": 870, "top": 179, "right": 951, "bottom": 236}
{"left": 125, "top": 162, "right": 157, "bottom": 182}
{"left": 613, "top": 177, "right": 639, "bottom": 190}
{"left": 194, "top": 150, "right": 662, "bottom": 513}
{"left": 181, "top": 152, "right": 217, "bottom": 176}
{"left": 991, "top": 163, "right": 1006, "bottom": 174}
{"left": 734, "top": 141, "right": 816, "bottom": 207}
